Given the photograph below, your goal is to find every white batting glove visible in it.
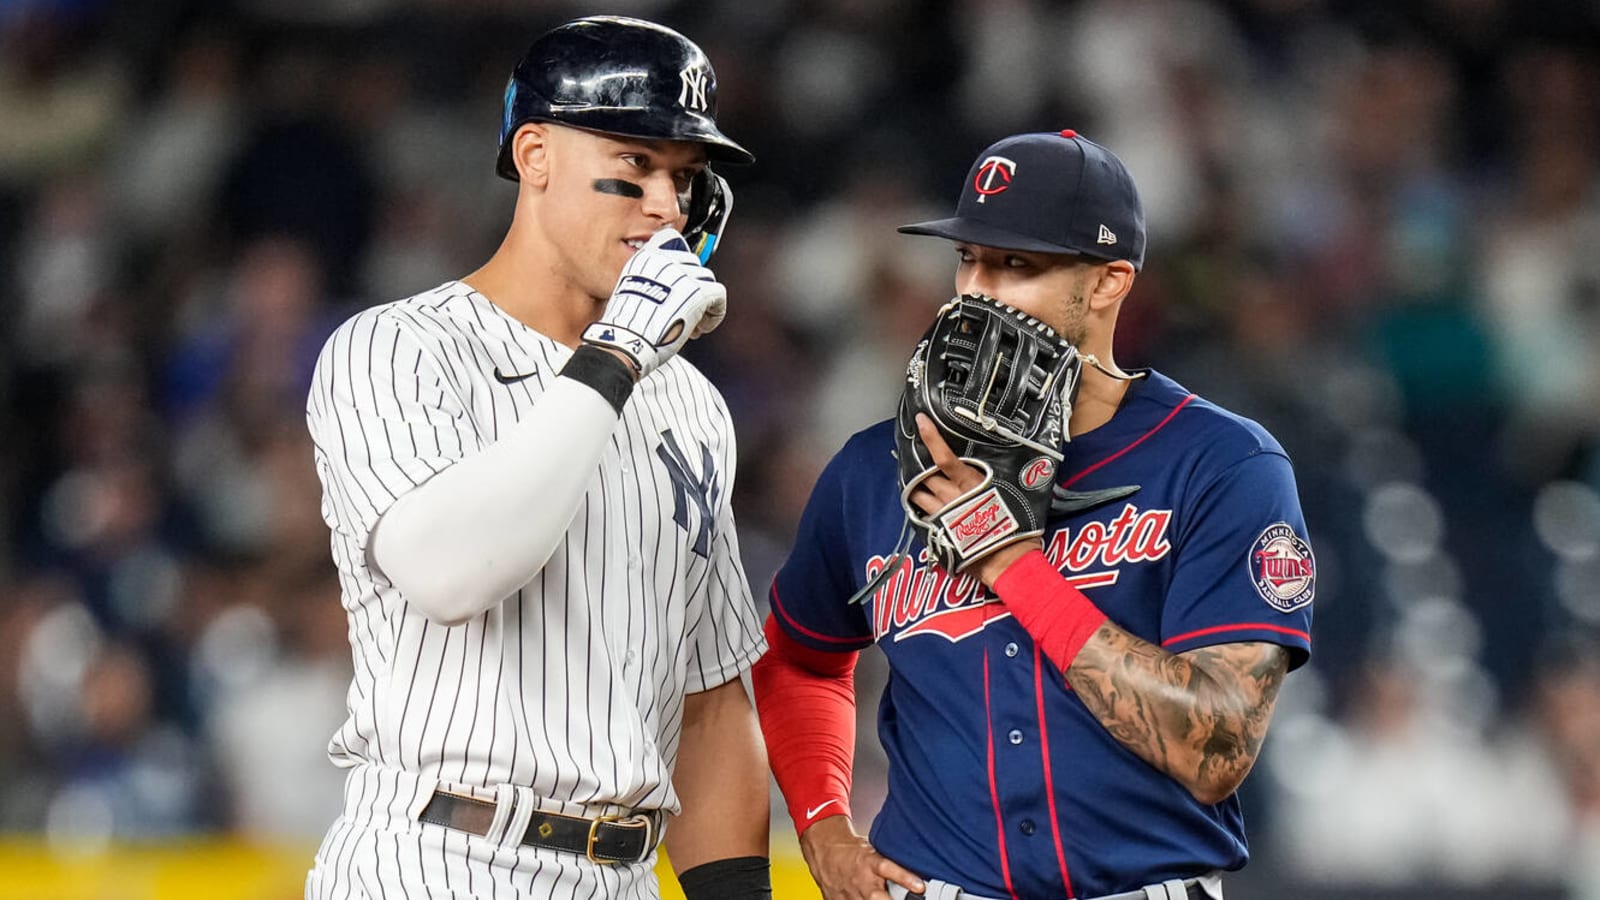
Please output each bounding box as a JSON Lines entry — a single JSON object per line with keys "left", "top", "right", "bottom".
{"left": 582, "top": 228, "right": 728, "bottom": 378}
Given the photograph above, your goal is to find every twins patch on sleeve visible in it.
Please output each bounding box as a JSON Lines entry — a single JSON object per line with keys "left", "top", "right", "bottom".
{"left": 1249, "top": 522, "right": 1315, "bottom": 612}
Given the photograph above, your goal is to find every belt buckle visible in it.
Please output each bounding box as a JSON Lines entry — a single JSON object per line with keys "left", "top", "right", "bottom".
{"left": 585, "top": 814, "right": 624, "bottom": 864}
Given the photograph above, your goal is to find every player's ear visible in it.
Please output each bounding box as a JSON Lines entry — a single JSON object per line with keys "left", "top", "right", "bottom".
{"left": 511, "top": 122, "right": 552, "bottom": 188}
{"left": 1087, "top": 260, "right": 1136, "bottom": 310}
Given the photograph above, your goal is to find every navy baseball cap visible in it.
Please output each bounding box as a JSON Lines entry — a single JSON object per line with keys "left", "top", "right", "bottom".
{"left": 899, "top": 130, "right": 1146, "bottom": 270}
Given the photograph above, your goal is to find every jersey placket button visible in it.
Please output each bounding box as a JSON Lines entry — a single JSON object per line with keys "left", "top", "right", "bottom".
{"left": 1019, "top": 819, "right": 1036, "bottom": 836}
{"left": 1007, "top": 729, "right": 1024, "bottom": 745}
{"left": 1004, "top": 642, "right": 1019, "bottom": 658}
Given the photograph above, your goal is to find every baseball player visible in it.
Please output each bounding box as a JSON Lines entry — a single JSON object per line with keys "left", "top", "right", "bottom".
{"left": 752, "top": 131, "right": 1315, "bottom": 900}
{"left": 304, "top": 17, "right": 771, "bottom": 900}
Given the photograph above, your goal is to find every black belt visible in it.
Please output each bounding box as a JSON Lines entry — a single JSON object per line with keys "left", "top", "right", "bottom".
{"left": 418, "top": 790, "right": 659, "bottom": 864}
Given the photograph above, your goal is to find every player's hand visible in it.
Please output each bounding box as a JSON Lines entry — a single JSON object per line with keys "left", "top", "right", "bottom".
{"left": 905, "top": 413, "right": 984, "bottom": 510}
{"left": 582, "top": 227, "right": 727, "bottom": 378}
{"left": 799, "top": 815, "right": 924, "bottom": 900}
{"left": 907, "top": 413, "right": 1039, "bottom": 586}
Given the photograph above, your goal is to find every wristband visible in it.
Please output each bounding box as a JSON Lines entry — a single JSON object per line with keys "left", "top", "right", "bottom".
{"left": 560, "top": 344, "right": 635, "bottom": 413}
{"left": 992, "top": 549, "right": 1108, "bottom": 671}
{"left": 678, "top": 856, "right": 772, "bottom": 900}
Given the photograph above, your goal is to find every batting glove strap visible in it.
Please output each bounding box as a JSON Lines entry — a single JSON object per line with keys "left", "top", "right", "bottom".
{"left": 580, "top": 322, "right": 659, "bottom": 379}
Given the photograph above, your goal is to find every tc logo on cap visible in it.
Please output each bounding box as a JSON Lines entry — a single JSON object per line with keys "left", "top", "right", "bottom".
{"left": 973, "top": 155, "right": 1016, "bottom": 204}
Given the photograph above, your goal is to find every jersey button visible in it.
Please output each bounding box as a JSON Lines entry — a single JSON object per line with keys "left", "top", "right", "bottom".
{"left": 1004, "top": 642, "right": 1019, "bottom": 658}
{"left": 1019, "top": 819, "right": 1036, "bottom": 836}
{"left": 1008, "top": 729, "right": 1024, "bottom": 745}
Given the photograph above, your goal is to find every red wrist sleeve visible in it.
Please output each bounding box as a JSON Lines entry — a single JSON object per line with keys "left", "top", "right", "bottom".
{"left": 750, "top": 615, "right": 857, "bottom": 835}
{"left": 991, "top": 549, "right": 1109, "bottom": 672}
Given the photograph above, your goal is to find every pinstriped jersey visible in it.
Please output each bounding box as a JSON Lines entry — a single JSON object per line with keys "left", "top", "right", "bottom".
{"left": 771, "top": 371, "right": 1314, "bottom": 899}
{"left": 306, "top": 280, "right": 765, "bottom": 816}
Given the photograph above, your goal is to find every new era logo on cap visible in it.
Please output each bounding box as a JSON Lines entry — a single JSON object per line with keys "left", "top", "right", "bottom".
{"left": 898, "top": 130, "right": 1146, "bottom": 270}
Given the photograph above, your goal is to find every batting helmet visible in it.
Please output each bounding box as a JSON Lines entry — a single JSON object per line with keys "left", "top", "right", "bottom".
{"left": 496, "top": 16, "right": 754, "bottom": 180}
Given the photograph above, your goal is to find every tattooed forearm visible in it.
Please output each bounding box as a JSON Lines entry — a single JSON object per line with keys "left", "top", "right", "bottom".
{"left": 1065, "top": 626, "right": 1289, "bottom": 804}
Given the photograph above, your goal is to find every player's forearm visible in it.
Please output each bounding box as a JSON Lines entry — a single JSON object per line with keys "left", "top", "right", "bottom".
{"left": 667, "top": 678, "right": 771, "bottom": 870}
{"left": 990, "top": 549, "right": 1287, "bottom": 803}
{"left": 750, "top": 617, "right": 859, "bottom": 834}
{"left": 371, "top": 357, "right": 629, "bottom": 625}
{"left": 1065, "top": 628, "right": 1288, "bottom": 804}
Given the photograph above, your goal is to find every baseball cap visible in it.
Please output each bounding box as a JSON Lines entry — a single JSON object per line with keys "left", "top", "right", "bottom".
{"left": 899, "top": 130, "right": 1146, "bottom": 270}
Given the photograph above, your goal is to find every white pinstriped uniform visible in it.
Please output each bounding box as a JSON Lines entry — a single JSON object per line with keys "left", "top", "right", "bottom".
{"left": 304, "top": 281, "right": 765, "bottom": 899}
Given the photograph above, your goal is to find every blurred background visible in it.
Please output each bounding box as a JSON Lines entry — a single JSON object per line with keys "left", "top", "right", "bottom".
{"left": 1, "top": 0, "right": 1598, "bottom": 897}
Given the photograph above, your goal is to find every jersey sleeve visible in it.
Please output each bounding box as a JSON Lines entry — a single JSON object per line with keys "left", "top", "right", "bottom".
{"left": 682, "top": 400, "right": 767, "bottom": 692}
{"left": 1160, "top": 450, "right": 1314, "bottom": 668}
{"left": 768, "top": 440, "right": 876, "bottom": 653}
{"left": 306, "top": 308, "right": 483, "bottom": 555}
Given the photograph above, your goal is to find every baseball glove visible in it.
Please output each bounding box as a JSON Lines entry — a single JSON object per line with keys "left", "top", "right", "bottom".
{"left": 893, "top": 294, "right": 1080, "bottom": 573}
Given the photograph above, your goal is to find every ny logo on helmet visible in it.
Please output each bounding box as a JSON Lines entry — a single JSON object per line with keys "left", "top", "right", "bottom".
{"left": 973, "top": 156, "right": 1016, "bottom": 204}
{"left": 679, "top": 65, "right": 709, "bottom": 112}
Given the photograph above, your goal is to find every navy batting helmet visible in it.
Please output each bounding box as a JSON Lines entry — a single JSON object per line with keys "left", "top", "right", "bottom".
{"left": 496, "top": 16, "right": 753, "bottom": 180}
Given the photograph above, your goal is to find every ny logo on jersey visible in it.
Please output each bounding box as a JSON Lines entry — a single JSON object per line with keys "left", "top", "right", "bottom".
{"left": 657, "top": 429, "right": 720, "bottom": 558}
{"left": 678, "top": 65, "right": 709, "bottom": 112}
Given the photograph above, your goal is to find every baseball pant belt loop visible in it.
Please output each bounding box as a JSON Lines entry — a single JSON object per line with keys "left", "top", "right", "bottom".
{"left": 417, "top": 788, "right": 661, "bottom": 864}
{"left": 886, "top": 874, "right": 1219, "bottom": 900}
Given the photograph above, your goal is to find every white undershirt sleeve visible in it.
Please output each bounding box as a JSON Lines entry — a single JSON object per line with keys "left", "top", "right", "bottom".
{"left": 369, "top": 375, "right": 619, "bottom": 626}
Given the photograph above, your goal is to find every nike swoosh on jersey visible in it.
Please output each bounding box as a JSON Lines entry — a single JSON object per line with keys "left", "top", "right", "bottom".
{"left": 493, "top": 366, "right": 538, "bottom": 384}
{"left": 805, "top": 799, "right": 842, "bottom": 820}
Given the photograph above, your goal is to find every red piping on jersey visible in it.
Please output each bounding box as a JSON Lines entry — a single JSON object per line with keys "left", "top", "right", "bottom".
{"left": 769, "top": 582, "right": 864, "bottom": 646}
{"left": 984, "top": 650, "right": 1020, "bottom": 900}
{"left": 1062, "top": 394, "right": 1197, "bottom": 487}
{"left": 1163, "top": 622, "right": 1311, "bottom": 646}
{"left": 1033, "top": 646, "right": 1074, "bottom": 897}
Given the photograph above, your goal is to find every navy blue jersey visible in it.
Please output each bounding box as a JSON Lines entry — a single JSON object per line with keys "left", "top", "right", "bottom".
{"left": 770, "top": 370, "right": 1314, "bottom": 899}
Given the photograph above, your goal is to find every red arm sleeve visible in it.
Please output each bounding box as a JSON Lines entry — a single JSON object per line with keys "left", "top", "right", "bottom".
{"left": 992, "top": 549, "right": 1109, "bottom": 674}
{"left": 749, "top": 614, "right": 858, "bottom": 835}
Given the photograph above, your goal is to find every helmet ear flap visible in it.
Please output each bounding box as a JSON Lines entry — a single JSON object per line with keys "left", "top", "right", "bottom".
{"left": 683, "top": 168, "right": 732, "bottom": 264}
{"left": 496, "top": 77, "right": 526, "bottom": 181}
